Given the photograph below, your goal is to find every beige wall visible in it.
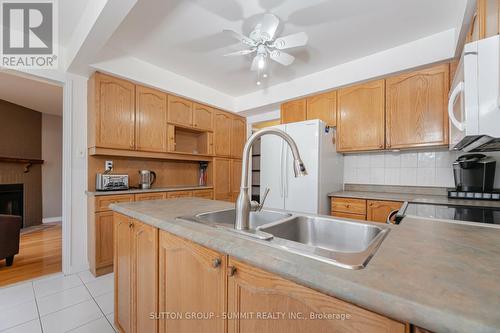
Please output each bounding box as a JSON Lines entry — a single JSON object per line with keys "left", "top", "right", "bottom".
{"left": 0, "top": 99, "right": 42, "bottom": 227}
{"left": 42, "top": 114, "right": 62, "bottom": 220}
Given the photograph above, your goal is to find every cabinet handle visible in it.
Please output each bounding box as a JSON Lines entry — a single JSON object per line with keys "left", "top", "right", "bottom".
{"left": 128, "top": 222, "right": 133, "bottom": 229}
{"left": 227, "top": 265, "right": 237, "bottom": 277}
{"left": 212, "top": 258, "right": 221, "bottom": 268}
{"left": 379, "top": 144, "right": 383, "bottom": 148}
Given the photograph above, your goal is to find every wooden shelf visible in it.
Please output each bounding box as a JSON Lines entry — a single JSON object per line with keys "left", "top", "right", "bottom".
{"left": 0, "top": 156, "right": 44, "bottom": 173}
{"left": 88, "top": 147, "right": 213, "bottom": 162}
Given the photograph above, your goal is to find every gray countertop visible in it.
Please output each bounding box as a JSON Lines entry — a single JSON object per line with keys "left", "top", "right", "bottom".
{"left": 86, "top": 185, "right": 213, "bottom": 196}
{"left": 110, "top": 198, "right": 500, "bottom": 333}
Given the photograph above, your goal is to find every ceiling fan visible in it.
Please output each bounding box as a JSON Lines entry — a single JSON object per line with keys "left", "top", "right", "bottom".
{"left": 223, "top": 13, "right": 308, "bottom": 85}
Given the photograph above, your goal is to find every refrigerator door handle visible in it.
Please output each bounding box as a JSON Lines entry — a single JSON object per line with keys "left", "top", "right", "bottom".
{"left": 284, "top": 145, "right": 289, "bottom": 198}
{"left": 279, "top": 141, "right": 283, "bottom": 198}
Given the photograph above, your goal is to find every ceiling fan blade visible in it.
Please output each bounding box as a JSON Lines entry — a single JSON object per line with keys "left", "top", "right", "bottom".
{"left": 223, "top": 49, "right": 256, "bottom": 57}
{"left": 272, "top": 32, "right": 308, "bottom": 50}
{"left": 259, "top": 13, "right": 280, "bottom": 41}
{"left": 270, "top": 50, "right": 295, "bottom": 66}
{"left": 223, "top": 29, "right": 256, "bottom": 47}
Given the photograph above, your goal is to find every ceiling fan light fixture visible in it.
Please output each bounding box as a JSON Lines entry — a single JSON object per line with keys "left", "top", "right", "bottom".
{"left": 257, "top": 56, "right": 266, "bottom": 70}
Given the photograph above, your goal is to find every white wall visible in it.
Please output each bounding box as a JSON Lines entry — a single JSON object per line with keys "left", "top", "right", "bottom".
{"left": 42, "top": 114, "right": 63, "bottom": 220}
{"left": 344, "top": 149, "right": 500, "bottom": 189}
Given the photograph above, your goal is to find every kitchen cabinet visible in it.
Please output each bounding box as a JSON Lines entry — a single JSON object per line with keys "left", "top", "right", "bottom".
{"left": 192, "top": 189, "right": 214, "bottom": 199}
{"left": 367, "top": 200, "right": 403, "bottom": 224}
{"left": 114, "top": 214, "right": 158, "bottom": 333}
{"left": 167, "top": 95, "right": 193, "bottom": 127}
{"left": 231, "top": 159, "right": 242, "bottom": 201}
{"left": 227, "top": 258, "right": 406, "bottom": 333}
{"left": 331, "top": 197, "right": 367, "bottom": 217}
{"left": 193, "top": 103, "right": 214, "bottom": 131}
{"left": 135, "top": 192, "right": 166, "bottom": 201}
{"left": 89, "top": 194, "right": 134, "bottom": 276}
{"left": 135, "top": 85, "right": 168, "bottom": 152}
{"left": 214, "top": 158, "right": 232, "bottom": 201}
{"left": 167, "top": 191, "right": 193, "bottom": 198}
{"left": 214, "top": 110, "right": 233, "bottom": 156}
{"left": 281, "top": 99, "right": 307, "bottom": 124}
{"left": 467, "top": 0, "right": 500, "bottom": 42}
{"left": 385, "top": 64, "right": 449, "bottom": 149}
{"left": 88, "top": 73, "right": 136, "bottom": 150}
{"left": 158, "top": 231, "right": 226, "bottom": 333}
{"left": 231, "top": 117, "right": 246, "bottom": 159}
{"left": 306, "top": 91, "right": 337, "bottom": 126}
{"left": 337, "top": 80, "right": 386, "bottom": 152}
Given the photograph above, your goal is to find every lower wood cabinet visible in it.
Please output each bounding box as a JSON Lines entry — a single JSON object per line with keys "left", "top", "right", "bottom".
{"left": 192, "top": 189, "right": 214, "bottom": 199}
{"left": 158, "top": 231, "right": 227, "bottom": 333}
{"left": 114, "top": 214, "right": 158, "bottom": 333}
{"left": 331, "top": 197, "right": 402, "bottom": 224}
{"left": 135, "top": 192, "right": 166, "bottom": 201}
{"left": 367, "top": 200, "right": 403, "bottom": 223}
{"left": 227, "top": 259, "right": 406, "bottom": 333}
{"left": 214, "top": 157, "right": 232, "bottom": 201}
{"left": 167, "top": 191, "right": 193, "bottom": 198}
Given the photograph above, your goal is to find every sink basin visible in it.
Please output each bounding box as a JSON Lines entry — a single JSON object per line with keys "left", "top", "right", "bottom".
{"left": 188, "top": 209, "right": 292, "bottom": 229}
{"left": 259, "top": 216, "right": 390, "bottom": 269}
{"left": 259, "top": 216, "right": 384, "bottom": 253}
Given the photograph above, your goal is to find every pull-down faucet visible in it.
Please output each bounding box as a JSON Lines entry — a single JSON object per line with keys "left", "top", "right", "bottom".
{"left": 235, "top": 128, "right": 307, "bottom": 230}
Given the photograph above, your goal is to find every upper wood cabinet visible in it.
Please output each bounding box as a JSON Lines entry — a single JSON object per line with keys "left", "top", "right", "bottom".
{"left": 337, "top": 80, "right": 386, "bottom": 152}
{"left": 114, "top": 214, "right": 158, "bottom": 333}
{"left": 168, "top": 95, "right": 193, "bottom": 127}
{"left": 159, "top": 231, "right": 227, "bottom": 333}
{"left": 193, "top": 103, "right": 214, "bottom": 131}
{"left": 227, "top": 258, "right": 406, "bottom": 333}
{"left": 231, "top": 117, "right": 246, "bottom": 159}
{"left": 366, "top": 200, "right": 403, "bottom": 223}
{"left": 89, "top": 73, "right": 135, "bottom": 150}
{"left": 135, "top": 85, "right": 167, "bottom": 152}
{"left": 386, "top": 64, "right": 449, "bottom": 149}
{"left": 306, "top": 91, "right": 337, "bottom": 126}
{"left": 214, "top": 110, "right": 233, "bottom": 156}
{"left": 467, "top": 0, "right": 500, "bottom": 42}
{"left": 281, "top": 99, "right": 307, "bottom": 124}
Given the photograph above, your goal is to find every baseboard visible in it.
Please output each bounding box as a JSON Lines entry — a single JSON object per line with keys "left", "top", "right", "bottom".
{"left": 42, "top": 216, "right": 62, "bottom": 224}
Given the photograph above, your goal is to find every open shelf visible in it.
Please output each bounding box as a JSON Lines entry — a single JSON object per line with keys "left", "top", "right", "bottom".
{"left": 168, "top": 125, "right": 213, "bottom": 156}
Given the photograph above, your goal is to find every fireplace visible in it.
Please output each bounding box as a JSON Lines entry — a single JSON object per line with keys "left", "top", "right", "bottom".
{"left": 0, "top": 184, "right": 24, "bottom": 227}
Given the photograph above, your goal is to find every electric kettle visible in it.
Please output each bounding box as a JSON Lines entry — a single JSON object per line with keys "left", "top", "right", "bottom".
{"left": 138, "top": 170, "right": 156, "bottom": 189}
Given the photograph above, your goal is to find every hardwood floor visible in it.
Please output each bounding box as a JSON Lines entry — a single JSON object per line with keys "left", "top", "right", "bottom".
{"left": 0, "top": 222, "right": 62, "bottom": 287}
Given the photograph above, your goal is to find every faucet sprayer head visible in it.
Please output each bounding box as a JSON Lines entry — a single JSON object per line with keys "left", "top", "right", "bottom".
{"left": 293, "top": 159, "right": 307, "bottom": 177}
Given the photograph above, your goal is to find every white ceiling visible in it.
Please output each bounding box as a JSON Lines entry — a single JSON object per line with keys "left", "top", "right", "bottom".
{"left": 0, "top": 72, "right": 63, "bottom": 116}
{"left": 103, "top": 0, "right": 466, "bottom": 97}
{"left": 60, "top": 0, "right": 91, "bottom": 46}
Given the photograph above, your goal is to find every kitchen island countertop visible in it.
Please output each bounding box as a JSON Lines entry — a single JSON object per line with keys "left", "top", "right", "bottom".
{"left": 110, "top": 198, "right": 500, "bottom": 333}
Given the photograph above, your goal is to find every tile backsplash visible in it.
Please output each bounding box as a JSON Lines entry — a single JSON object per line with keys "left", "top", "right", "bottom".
{"left": 344, "top": 150, "right": 500, "bottom": 188}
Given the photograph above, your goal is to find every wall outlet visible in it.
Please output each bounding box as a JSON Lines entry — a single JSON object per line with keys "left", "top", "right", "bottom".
{"left": 105, "top": 160, "right": 113, "bottom": 171}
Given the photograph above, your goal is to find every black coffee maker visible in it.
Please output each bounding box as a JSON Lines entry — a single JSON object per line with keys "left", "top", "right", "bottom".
{"left": 453, "top": 154, "right": 496, "bottom": 192}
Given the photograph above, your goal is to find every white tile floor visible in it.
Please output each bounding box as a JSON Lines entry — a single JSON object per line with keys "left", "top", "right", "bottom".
{"left": 0, "top": 271, "right": 116, "bottom": 333}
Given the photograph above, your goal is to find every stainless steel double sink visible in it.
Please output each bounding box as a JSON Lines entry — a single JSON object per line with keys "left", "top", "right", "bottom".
{"left": 179, "top": 209, "right": 390, "bottom": 270}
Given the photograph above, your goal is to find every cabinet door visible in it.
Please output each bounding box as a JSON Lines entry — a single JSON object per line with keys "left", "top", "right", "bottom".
{"left": 193, "top": 103, "right": 214, "bottom": 131}
{"left": 95, "top": 211, "right": 114, "bottom": 269}
{"left": 214, "top": 110, "right": 232, "bottom": 156}
{"left": 386, "top": 64, "right": 449, "bottom": 149}
{"left": 168, "top": 95, "right": 193, "bottom": 127}
{"left": 159, "top": 231, "right": 226, "bottom": 333}
{"left": 337, "top": 80, "right": 385, "bottom": 152}
{"left": 136, "top": 85, "right": 167, "bottom": 152}
{"left": 132, "top": 220, "right": 158, "bottom": 333}
{"left": 114, "top": 213, "right": 133, "bottom": 333}
{"left": 94, "top": 73, "right": 136, "bottom": 150}
{"left": 227, "top": 259, "right": 406, "bottom": 333}
{"left": 230, "top": 159, "right": 243, "bottom": 202}
{"left": 214, "top": 158, "right": 232, "bottom": 201}
{"left": 231, "top": 117, "right": 246, "bottom": 159}
{"left": 366, "top": 200, "right": 402, "bottom": 223}
{"left": 281, "top": 99, "right": 306, "bottom": 124}
{"left": 306, "top": 91, "right": 337, "bottom": 126}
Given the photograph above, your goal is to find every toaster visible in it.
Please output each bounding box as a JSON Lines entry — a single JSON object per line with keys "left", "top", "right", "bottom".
{"left": 96, "top": 173, "right": 129, "bottom": 191}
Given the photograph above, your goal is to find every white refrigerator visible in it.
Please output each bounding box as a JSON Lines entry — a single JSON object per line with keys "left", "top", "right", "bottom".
{"left": 259, "top": 119, "right": 343, "bottom": 215}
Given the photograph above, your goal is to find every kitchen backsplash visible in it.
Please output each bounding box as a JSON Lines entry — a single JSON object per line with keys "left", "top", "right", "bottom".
{"left": 344, "top": 150, "right": 500, "bottom": 188}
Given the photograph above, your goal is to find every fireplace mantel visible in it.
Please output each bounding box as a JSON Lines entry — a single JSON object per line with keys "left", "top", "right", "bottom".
{"left": 0, "top": 156, "right": 44, "bottom": 173}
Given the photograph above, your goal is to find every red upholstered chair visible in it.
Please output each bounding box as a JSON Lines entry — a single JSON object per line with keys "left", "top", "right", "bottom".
{"left": 0, "top": 214, "right": 22, "bottom": 266}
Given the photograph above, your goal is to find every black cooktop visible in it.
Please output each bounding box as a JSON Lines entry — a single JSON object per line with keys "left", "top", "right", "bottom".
{"left": 406, "top": 203, "right": 500, "bottom": 225}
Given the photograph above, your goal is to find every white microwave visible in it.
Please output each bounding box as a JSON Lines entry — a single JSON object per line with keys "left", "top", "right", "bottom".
{"left": 448, "top": 35, "right": 500, "bottom": 152}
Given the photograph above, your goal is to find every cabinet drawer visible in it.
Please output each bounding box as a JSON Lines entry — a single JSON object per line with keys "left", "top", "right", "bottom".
{"left": 95, "top": 194, "right": 134, "bottom": 212}
{"left": 135, "top": 192, "right": 166, "bottom": 201}
{"left": 331, "top": 211, "right": 366, "bottom": 221}
{"left": 331, "top": 197, "right": 367, "bottom": 215}
{"left": 192, "top": 190, "right": 214, "bottom": 199}
{"left": 167, "top": 191, "right": 193, "bottom": 199}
